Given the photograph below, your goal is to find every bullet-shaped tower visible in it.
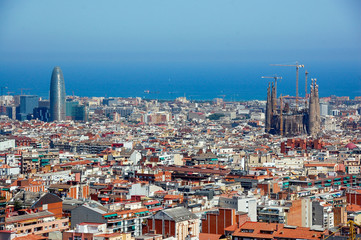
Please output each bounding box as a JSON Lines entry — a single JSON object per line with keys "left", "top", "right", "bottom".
{"left": 50, "top": 66, "right": 66, "bottom": 121}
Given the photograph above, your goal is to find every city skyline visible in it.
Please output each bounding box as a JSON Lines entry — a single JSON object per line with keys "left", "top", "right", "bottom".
{"left": 0, "top": 2, "right": 361, "bottom": 240}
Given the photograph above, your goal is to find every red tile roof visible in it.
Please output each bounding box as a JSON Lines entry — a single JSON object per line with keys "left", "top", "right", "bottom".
{"left": 232, "top": 221, "right": 325, "bottom": 240}
{"left": 199, "top": 233, "right": 222, "bottom": 240}
{"left": 347, "top": 204, "right": 361, "bottom": 212}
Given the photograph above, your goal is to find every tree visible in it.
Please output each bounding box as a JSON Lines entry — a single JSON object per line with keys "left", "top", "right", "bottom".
{"left": 207, "top": 113, "right": 225, "bottom": 121}
{"left": 14, "top": 200, "right": 23, "bottom": 211}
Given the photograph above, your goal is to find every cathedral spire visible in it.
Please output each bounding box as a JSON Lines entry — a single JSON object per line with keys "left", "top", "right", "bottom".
{"left": 271, "top": 82, "right": 276, "bottom": 114}
{"left": 308, "top": 78, "right": 320, "bottom": 137}
{"left": 265, "top": 82, "right": 272, "bottom": 133}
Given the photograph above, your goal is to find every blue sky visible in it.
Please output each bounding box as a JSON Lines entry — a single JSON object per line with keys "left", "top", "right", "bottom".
{"left": 0, "top": 1, "right": 360, "bottom": 99}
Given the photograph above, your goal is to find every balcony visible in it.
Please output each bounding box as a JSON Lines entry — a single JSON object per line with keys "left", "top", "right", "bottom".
{"left": 259, "top": 209, "right": 280, "bottom": 215}
{"left": 8, "top": 218, "right": 69, "bottom": 235}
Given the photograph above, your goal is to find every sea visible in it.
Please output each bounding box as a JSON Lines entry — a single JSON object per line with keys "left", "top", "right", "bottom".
{"left": 0, "top": 60, "right": 360, "bottom": 101}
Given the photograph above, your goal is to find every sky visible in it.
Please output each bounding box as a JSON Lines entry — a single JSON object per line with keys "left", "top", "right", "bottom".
{"left": 0, "top": 0, "right": 360, "bottom": 99}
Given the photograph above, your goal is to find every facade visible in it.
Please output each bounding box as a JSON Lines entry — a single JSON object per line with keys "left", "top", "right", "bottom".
{"left": 0, "top": 197, "right": 6, "bottom": 230}
{"left": 0, "top": 139, "right": 15, "bottom": 151}
{"left": 144, "top": 112, "right": 172, "bottom": 124}
{"left": 71, "top": 204, "right": 149, "bottom": 236}
{"left": 33, "top": 107, "right": 50, "bottom": 122}
{"left": 146, "top": 207, "right": 200, "bottom": 240}
{"left": 17, "top": 95, "right": 39, "bottom": 120}
{"left": 50, "top": 66, "right": 66, "bottom": 121}
{"left": 258, "top": 206, "right": 288, "bottom": 224}
{"left": 5, "top": 210, "right": 69, "bottom": 235}
{"left": 218, "top": 195, "right": 257, "bottom": 221}
{"left": 312, "top": 200, "right": 334, "bottom": 229}
{"left": 201, "top": 208, "right": 249, "bottom": 235}
{"left": 48, "top": 183, "right": 90, "bottom": 200}
{"left": 66, "top": 101, "right": 88, "bottom": 121}
{"left": 62, "top": 223, "right": 106, "bottom": 240}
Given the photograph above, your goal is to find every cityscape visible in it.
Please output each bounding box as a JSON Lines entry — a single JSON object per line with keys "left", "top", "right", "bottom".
{"left": 0, "top": 1, "right": 361, "bottom": 240}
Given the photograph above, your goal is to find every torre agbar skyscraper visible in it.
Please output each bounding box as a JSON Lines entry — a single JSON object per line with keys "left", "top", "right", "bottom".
{"left": 50, "top": 66, "right": 66, "bottom": 121}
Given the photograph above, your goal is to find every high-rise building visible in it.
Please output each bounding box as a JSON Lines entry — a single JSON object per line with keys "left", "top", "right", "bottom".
{"left": 33, "top": 107, "right": 50, "bottom": 122}
{"left": 50, "top": 66, "right": 66, "bottom": 121}
{"left": 66, "top": 100, "right": 88, "bottom": 121}
{"left": 17, "top": 95, "right": 39, "bottom": 120}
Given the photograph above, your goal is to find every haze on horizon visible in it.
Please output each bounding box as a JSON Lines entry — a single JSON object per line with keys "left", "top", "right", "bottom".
{"left": 0, "top": 0, "right": 360, "bottom": 99}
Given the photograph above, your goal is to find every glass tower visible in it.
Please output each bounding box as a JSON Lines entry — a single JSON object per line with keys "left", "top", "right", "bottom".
{"left": 50, "top": 66, "right": 66, "bottom": 121}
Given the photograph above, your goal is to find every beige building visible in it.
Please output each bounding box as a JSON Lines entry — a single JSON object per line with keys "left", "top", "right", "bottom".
{"left": 248, "top": 153, "right": 272, "bottom": 167}
{"left": 6, "top": 210, "right": 69, "bottom": 235}
{"left": 275, "top": 157, "right": 304, "bottom": 170}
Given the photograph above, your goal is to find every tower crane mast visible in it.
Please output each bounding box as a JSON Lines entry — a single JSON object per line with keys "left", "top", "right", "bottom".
{"left": 270, "top": 61, "right": 304, "bottom": 109}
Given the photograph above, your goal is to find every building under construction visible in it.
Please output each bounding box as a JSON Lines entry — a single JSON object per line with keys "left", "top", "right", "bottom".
{"left": 265, "top": 79, "right": 320, "bottom": 137}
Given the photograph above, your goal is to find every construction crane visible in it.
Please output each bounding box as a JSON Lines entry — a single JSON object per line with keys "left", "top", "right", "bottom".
{"left": 323, "top": 220, "right": 361, "bottom": 240}
{"left": 270, "top": 61, "right": 304, "bottom": 109}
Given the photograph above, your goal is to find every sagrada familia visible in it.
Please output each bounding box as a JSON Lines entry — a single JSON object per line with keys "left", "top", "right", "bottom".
{"left": 265, "top": 79, "right": 321, "bottom": 137}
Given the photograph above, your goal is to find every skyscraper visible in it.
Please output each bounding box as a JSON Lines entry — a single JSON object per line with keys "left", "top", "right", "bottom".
{"left": 50, "top": 66, "right": 66, "bottom": 121}
{"left": 17, "top": 95, "right": 39, "bottom": 121}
